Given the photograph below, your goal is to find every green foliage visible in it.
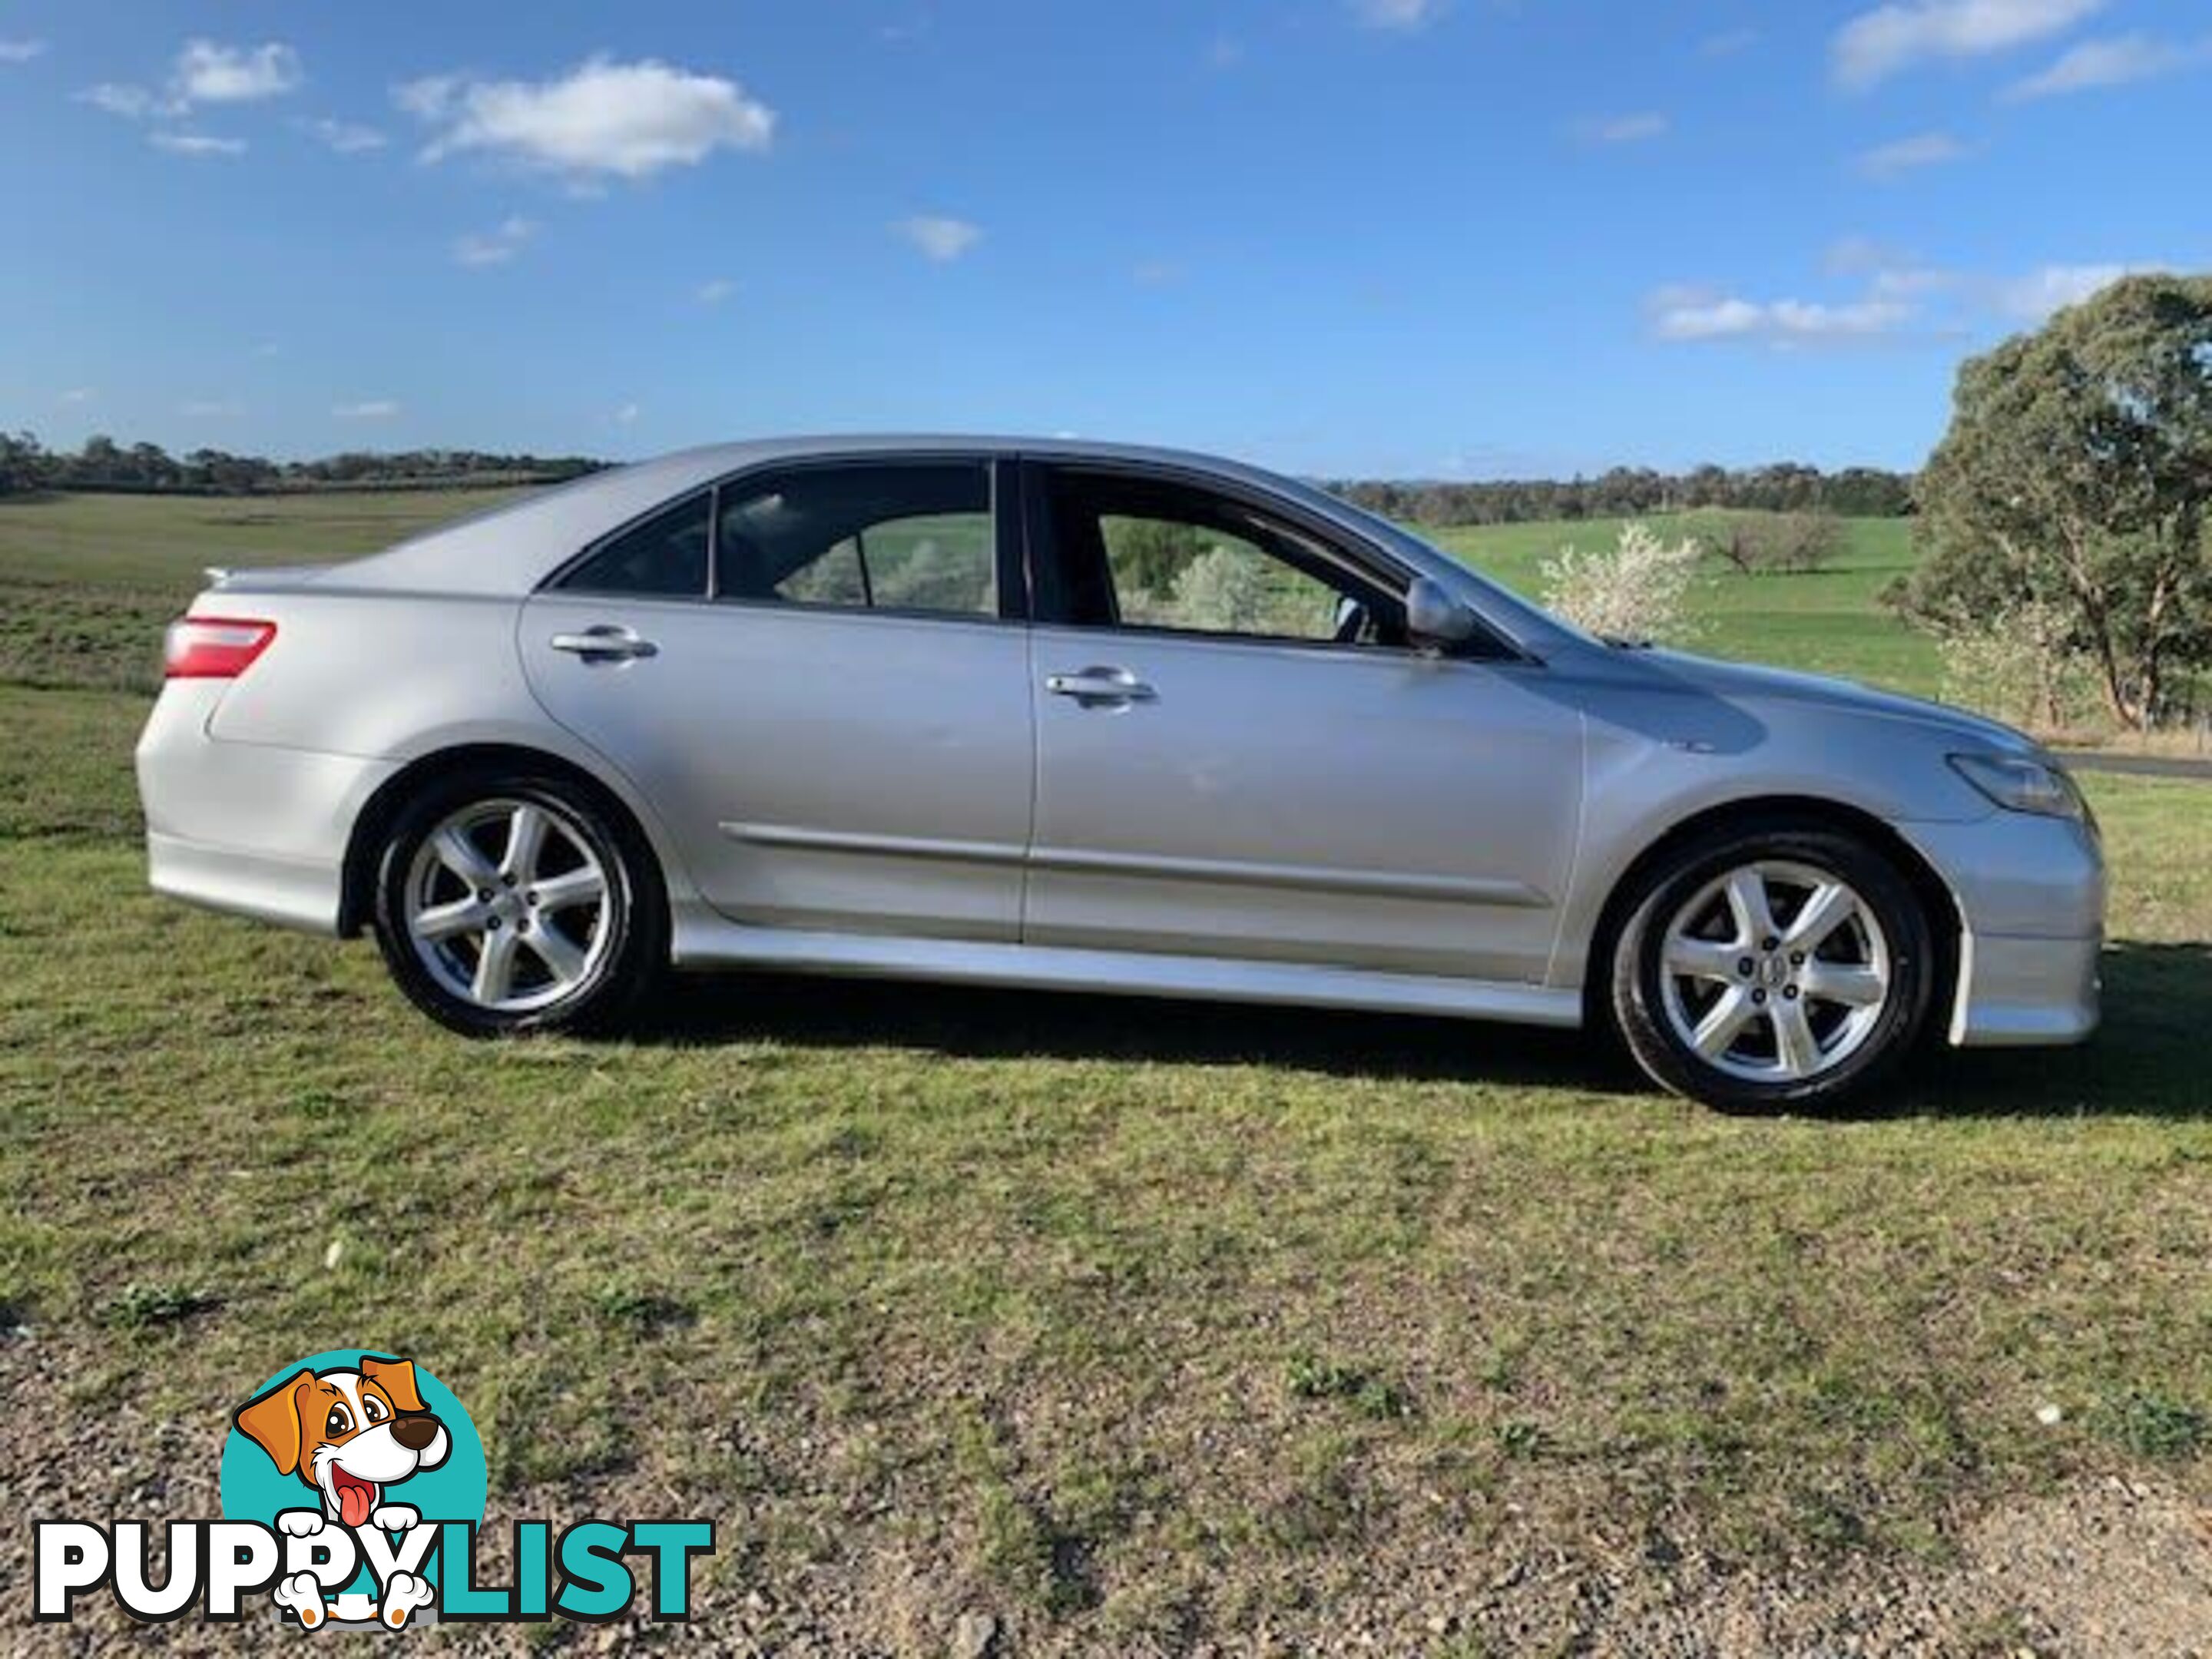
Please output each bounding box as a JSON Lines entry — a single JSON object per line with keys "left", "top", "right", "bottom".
{"left": 1695, "top": 508, "right": 1844, "bottom": 575}
{"left": 101, "top": 1280, "right": 220, "bottom": 1329}
{"left": 1285, "top": 1353, "right": 1413, "bottom": 1420}
{"left": 1894, "top": 273, "right": 2212, "bottom": 729}
{"left": 1332, "top": 462, "right": 1914, "bottom": 526}
{"left": 1103, "top": 514, "right": 1210, "bottom": 595}
{"left": 0, "top": 429, "right": 599, "bottom": 497}
{"left": 2088, "top": 1390, "right": 2209, "bottom": 1461}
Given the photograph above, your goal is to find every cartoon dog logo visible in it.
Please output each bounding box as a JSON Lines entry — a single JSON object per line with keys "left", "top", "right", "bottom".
{"left": 233, "top": 1355, "right": 451, "bottom": 1628}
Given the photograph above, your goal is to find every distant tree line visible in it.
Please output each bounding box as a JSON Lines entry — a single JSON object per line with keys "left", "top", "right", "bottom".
{"left": 1326, "top": 462, "right": 1915, "bottom": 525}
{"left": 0, "top": 431, "right": 604, "bottom": 497}
{"left": 0, "top": 430, "right": 1918, "bottom": 523}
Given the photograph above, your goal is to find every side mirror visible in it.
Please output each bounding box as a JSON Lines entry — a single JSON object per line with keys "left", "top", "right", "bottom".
{"left": 1405, "top": 576, "right": 1477, "bottom": 647}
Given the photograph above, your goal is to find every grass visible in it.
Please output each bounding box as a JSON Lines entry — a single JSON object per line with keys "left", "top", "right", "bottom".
{"left": 1, "top": 489, "right": 2208, "bottom": 1650}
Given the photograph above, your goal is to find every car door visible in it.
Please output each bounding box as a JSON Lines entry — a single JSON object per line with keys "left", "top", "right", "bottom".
{"left": 521, "top": 455, "right": 1035, "bottom": 941}
{"left": 1021, "top": 462, "right": 1583, "bottom": 985}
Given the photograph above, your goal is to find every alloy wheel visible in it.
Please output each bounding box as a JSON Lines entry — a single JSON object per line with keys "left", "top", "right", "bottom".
{"left": 402, "top": 798, "right": 613, "bottom": 1013}
{"left": 1655, "top": 859, "right": 1893, "bottom": 1084}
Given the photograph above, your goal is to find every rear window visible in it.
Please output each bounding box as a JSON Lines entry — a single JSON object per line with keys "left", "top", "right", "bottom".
{"left": 555, "top": 492, "right": 712, "bottom": 598}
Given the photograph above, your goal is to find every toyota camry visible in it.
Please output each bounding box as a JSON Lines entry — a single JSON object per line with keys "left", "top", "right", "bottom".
{"left": 135, "top": 437, "right": 2103, "bottom": 1111}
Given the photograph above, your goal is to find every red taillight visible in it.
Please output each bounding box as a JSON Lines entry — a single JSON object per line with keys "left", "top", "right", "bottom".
{"left": 164, "top": 616, "right": 276, "bottom": 680}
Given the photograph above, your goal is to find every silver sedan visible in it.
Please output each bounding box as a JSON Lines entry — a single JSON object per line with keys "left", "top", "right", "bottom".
{"left": 135, "top": 437, "right": 2103, "bottom": 1111}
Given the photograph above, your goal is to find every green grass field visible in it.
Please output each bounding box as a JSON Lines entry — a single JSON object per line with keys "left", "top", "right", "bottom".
{"left": 2, "top": 490, "right": 2208, "bottom": 1652}
{"left": 1435, "top": 514, "right": 1942, "bottom": 698}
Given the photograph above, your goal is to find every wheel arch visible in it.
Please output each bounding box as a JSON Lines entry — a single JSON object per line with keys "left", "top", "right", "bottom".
{"left": 1581, "top": 794, "right": 1963, "bottom": 1038}
{"left": 338, "top": 742, "right": 668, "bottom": 939}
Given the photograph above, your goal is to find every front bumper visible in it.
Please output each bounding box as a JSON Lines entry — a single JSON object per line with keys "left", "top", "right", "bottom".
{"left": 1899, "top": 810, "right": 2104, "bottom": 1048}
{"left": 135, "top": 683, "right": 397, "bottom": 936}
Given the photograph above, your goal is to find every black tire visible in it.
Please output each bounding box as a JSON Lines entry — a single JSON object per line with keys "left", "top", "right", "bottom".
{"left": 369, "top": 769, "right": 664, "bottom": 1037}
{"left": 1608, "top": 820, "right": 1936, "bottom": 1114}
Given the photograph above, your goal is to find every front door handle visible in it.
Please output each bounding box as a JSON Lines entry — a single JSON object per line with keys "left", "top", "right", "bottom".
{"left": 1045, "top": 666, "right": 1157, "bottom": 707}
{"left": 550, "top": 624, "right": 658, "bottom": 662}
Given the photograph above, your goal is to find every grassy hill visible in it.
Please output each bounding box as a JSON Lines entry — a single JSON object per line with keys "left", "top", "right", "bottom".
{"left": 1435, "top": 514, "right": 1941, "bottom": 700}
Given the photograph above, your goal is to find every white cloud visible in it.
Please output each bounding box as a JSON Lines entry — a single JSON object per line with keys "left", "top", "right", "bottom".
{"left": 1648, "top": 285, "right": 1916, "bottom": 345}
{"left": 399, "top": 56, "right": 775, "bottom": 182}
{"left": 453, "top": 216, "right": 537, "bottom": 267}
{"left": 79, "top": 38, "right": 302, "bottom": 125}
{"left": 1581, "top": 111, "right": 1670, "bottom": 144}
{"left": 81, "top": 83, "right": 161, "bottom": 118}
{"left": 696, "top": 277, "right": 736, "bottom": 304}
{"left": 1824, "top": 238, "right": 1962, "bottom": 297}
{"left": 151, "top": 131, "right": 247, "bottom": 158}
{"left": 2005, "top": 32, "right": 2210, "bottom": 98}
{"left": 1352, "top": 0, "right": 1444, "bottom": 32}
{"left": 1832, "top": 0, "right": 2105, "bottom": 88}
{"left": 59, "top": 387, "right": 97, "bottom": 405}
{"left": 1658, "top": 250, "right": 2161, "bottom": 345}
{"left": 1700, "top": 28, "right": 1759, "bottom": 57}
{"left": 1995, "top": 263, "right": 2142, "bottom": 321}
{"left": 310, "top": 117, "right": 386, "bottom": 154}
{"left": 333, "top": 399, "right": 400, "bottom": 420}
{"left": 1856, "top": 131, "right": 1970, "bottom": 178}
{"left": 614, "top": 402, "right": 641, "bottom": 426}
{"left": 0, "top": 38, "right": 47, "bottom": 63}
{"left": 180, "top": 399, "right": 242, "bottom": 418}
{"left": 893, "top": 214, "right": 981, "bottom": 263}
{"left": 174, "top": 40, "right": 301, "bottom": 104}
{"left": 1132, "top": 258, "right": 1184, "bottom": 287}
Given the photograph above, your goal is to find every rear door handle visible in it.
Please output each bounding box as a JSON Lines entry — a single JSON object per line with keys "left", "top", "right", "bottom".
{"left": 550, "top": 624, "right": 658, "bottom": 662}
{"left": 1045, "top": 666, "right": 1156, "bottom": 707}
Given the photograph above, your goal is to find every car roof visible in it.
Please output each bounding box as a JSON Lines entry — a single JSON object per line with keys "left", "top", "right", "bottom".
{"left": 312, "top": 433, "right": 1578, "bottom": 651}
{"left": 324, "top": 434, "right": 1345, "bottom": 598}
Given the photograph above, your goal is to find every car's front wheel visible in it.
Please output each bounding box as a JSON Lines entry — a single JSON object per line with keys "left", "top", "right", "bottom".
{"left": 1609, "top": 822, "right": 1937, "bottom": 1113}
{"left": 370, "top": 770, "right": 661, "bottom": 1036}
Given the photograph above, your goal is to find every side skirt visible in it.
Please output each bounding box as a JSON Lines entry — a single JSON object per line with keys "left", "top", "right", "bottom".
{"left": 668, "top": 905, "right": 1583, "bottom": 1028}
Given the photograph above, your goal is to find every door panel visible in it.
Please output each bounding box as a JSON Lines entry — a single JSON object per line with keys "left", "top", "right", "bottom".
{"left": 1025, "top": 626, "right": 1582, "bottom": 982}
{"left": 522, "top": 598, "right": 1034, "bottom": 939}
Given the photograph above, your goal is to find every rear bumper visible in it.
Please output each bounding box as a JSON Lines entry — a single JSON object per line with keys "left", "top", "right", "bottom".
{"left": 135, "top": 683, "right": 396, "bottom": 936}
{"left": 147, "top": 830, "right": 348, "bottom": 934}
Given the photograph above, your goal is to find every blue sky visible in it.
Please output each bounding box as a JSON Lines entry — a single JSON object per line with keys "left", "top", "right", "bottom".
{"left": 1, "top": 0, "right": 2204, "bottom": 477}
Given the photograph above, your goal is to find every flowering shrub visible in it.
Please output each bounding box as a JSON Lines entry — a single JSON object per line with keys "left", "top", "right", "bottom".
{"left": 1540, "top": 522, "right": 1704, "bottom": 644}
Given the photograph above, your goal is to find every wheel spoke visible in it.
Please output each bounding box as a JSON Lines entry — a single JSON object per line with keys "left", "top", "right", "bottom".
{"left": 472, "top": 928, "right": 518, "bottom": 1004}
{"left": 1800, "top": 961, "right": 1886, "bottom": 1008}
{"left": 1692, "top": 988, "right": 1757, "bottom": 1058}
{"left": 432, "top": 826, "right": 498, "bottom": 890}
{"left": 1724, "top": 870, "right": 1777, "bottom": 945}
{"left": 530, "top": 867, "right": 605, "bottom": 912}
{"left": 412, "top": 896, "right": 488, "bottom": 943}
{"left": 501, "top": 806, "right": 549, "bottom": 885}
{"left": 1786, "top": 881, "right": 1858, "bottom": 952}
{"left": 1771, "top": 998, "right": 1825, "bottom": 1077}
{"left": 524, "top": 921, "right": 586, "bottom": 986}
{"left": 1664, "top": 937, "right": 1743, "bottom": 985}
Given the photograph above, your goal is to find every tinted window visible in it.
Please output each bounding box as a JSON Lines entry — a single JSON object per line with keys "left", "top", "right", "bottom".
{"left": 716, "top": 462, "right": 997, "bottom": 618}
{"left": 557, "top": 492, "right": 712, "bottom": 597}
{"left": 1101, "top": 515, "right": 1343, "bottom": 641}
{"left": 1042, "top": 471, "right": 1403, "bottom": 647}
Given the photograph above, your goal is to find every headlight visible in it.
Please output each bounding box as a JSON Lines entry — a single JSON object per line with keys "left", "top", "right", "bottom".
{"left": 1948, "top": 752, "right": 2087, "bottom": 820}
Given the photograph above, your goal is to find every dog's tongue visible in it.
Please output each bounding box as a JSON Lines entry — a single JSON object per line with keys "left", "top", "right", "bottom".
{"left": 337, "top": 1480, "right": 375, "bottom": 1528}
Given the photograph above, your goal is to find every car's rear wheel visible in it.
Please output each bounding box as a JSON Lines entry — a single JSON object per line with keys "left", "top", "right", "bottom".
{"left": 370, "top": 771, "right": 661, "bottom": 1036}
{"left": 1609, "top": 823, "right": 1936, "bottom": 1113}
